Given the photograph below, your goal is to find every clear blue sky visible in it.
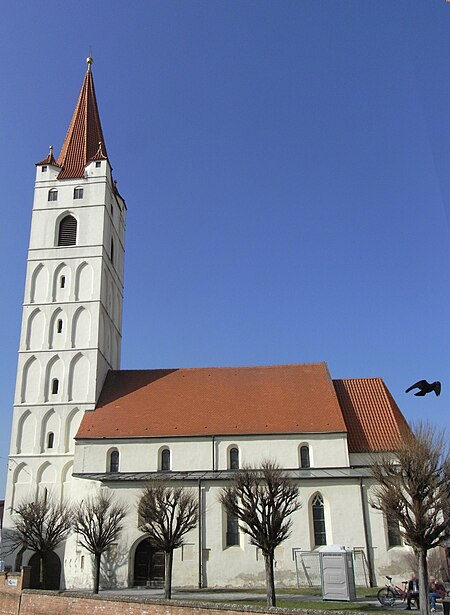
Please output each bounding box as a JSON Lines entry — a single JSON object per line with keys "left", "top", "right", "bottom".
{"left": 1, "top": 1, "right": 450, "bottom": 498}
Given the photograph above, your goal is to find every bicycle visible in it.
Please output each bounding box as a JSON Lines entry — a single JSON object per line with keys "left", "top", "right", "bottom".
{"left": 377, "top": 576, "right": 409, "bottom": 607}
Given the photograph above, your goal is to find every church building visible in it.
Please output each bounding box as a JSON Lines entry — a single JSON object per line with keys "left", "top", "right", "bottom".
{"left": 3, "top": 59, "right": 414, "bottom": 591}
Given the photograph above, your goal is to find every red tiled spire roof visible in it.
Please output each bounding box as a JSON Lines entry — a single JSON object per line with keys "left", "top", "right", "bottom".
{"left": 56, "top": 62, "right": 107, "bottom": 179}
{"left": 77, "top": 363, "right": 348, "bottom": 440}
{"left": 334, "top": 378, "right": 411, "bottom": 452}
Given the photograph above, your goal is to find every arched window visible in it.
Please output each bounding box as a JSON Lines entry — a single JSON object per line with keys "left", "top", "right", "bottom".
{"left": 73, "top": 187, "right": 84, "bottom": 199}
{"left": 58, "top": 215, "right": 77, "bottom": 247}
{"left": 109, "top": 450, "right": 119, "bottom": 473}
{"left": 387, "top": 516, "right": 402, "bottom": 547}
{"left": 312, "top": 494, "right": 326, "bottom": 547}
{"left": 226, "top": 510, "right": 239, "bottom": 546}
{"left": 48, "top": 189, "right": 58, "bottom": 202}
{"left": 161, "top": 448, "right": 171, "bottom": 471}
{"left": 51, "top": 378, "right": 59, "bottom": 395}
{"left": 300, "top": 445, "right": 310, "bottom": 469}
{"left": 47, "top": 432, "right": 54, "bottom": 449}
{"left": 229, "top": 447, "right": 239, "bottom": 470}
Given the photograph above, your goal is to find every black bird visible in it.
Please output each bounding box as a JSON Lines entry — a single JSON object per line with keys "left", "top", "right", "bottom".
{"left": 405, "top": 380, "right": 441, "bottom": 397}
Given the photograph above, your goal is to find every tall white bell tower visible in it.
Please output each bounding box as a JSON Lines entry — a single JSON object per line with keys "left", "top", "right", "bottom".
{"left": 4, "top": 57, "right": 126, "bottom": 517}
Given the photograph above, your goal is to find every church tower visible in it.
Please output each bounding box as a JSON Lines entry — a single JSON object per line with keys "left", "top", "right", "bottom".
{"left": 4, "top": 58, "right": 125, "bottom": 516}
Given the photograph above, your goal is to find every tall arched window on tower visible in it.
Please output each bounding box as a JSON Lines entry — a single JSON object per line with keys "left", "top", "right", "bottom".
{"left": 311, "top": 494, "right": 327, "bottom": 547}
{"left": 160, "top": 448, "right": 171, "bottom": 471}
{"left": 109, "top": 450, "right": 119, "bottom": 473}
{"left": 300, "top": 445, "right": 310, "bottom": 469}
{"left": 58, "top": 215, "right": 77, "bottom": 246}
{"left": 229, "top": 447, "right": 239, "bottom": 470}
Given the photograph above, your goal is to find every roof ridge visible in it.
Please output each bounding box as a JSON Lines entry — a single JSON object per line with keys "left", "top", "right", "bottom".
{"left": 110, "top": 362, "right": 329, "bottom": 373}
{"left": 335, "top": 376, "right": 383, "bottom": 383}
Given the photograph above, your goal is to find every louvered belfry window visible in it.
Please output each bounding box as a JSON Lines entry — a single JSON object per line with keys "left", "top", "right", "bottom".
{"left": 58, "top": 215, "right": 77, "bottom": 246}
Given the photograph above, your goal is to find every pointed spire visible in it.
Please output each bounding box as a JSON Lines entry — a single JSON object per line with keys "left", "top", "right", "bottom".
{"left": 36, "top": 145, "right": 60, "bottom": 167}
{"left": 56, "top": 58, "right": 107, "bottom": 179}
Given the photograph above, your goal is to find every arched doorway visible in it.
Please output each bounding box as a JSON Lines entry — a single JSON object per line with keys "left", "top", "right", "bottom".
{"left": 133, "top": 539, "right": 165, "bottom": 587}
{"left": 28, "top": 551, "right": 61, "bottom": 589}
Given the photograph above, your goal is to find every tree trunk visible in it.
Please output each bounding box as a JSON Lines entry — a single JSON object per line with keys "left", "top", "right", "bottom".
{"left": 93, "top": 552, "right": 102, "bottom": 594}
{"left": 417, "top": 548, "right": 430, "bottom": 615}
{"left": 264, "top": 551, "right": 276, "bottom": 607}
{"left": 164, "top": 550, "right": 174, "bottom": 599}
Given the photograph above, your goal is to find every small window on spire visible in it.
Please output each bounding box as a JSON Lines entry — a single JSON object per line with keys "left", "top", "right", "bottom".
{"left": 74, "top": 187, "right": 84, "bottom": 200}
{"left": 42, "top": 166, "right": 48, "bottom": 173}
{"left": 48, "top": 189, "right": 58, "bottom": 202}
{"left": 95, "top": 161, "right": 101, "bottom": 168}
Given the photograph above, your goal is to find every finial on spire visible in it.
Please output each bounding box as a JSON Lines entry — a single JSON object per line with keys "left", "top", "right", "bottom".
{"left": 49, "top": 145, "right": 53, "bottom": 155}
{"left": 86, "top": 54, "right": 94, "bottom": 71}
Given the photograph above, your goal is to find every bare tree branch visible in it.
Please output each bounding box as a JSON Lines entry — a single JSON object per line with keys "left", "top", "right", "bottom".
{"left": 371, "top": 423, "right": 450, "bottom": 615}
{"left": 7, "top": 493, "right": 73, "bottom": 589}
{"left": 138, "top": 481, "right": 198, "bottom": 599}
{"left": 73, "top": 490, "right": 128, "bottom": 594}
{"left": 219, "top": 459, "right": 301, "bottom": 607}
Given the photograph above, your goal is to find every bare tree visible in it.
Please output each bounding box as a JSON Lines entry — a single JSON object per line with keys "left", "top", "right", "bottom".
{"left": 371, "top": 423, "right": 450, "bottom": 615}
{"left": 137, "top": 482, "right": 198, "bottom": 599}
{"left": 8, "top": 492, "right": 73, "bottom": 589}
{"left": 73, "top": 490, "right": 128, "bottom": 594}
{"left": 219, "top": 460, "right": 301, "bottom": 607}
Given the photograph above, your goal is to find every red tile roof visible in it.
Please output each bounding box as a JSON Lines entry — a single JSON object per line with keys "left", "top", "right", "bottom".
{"left": 77, "top": 363, "right": 347, "bottom": 440}
{"left": 76, "top": 364, "right": 409, "bottom": 453}
{"left": 56, "top": 67, "right": 107, "bottom": 179}
{"left": 36, "top": 150, "right": 60, "bottom": 167}
{"left": 334, "top": 378, "right": 411, "bottom": 452}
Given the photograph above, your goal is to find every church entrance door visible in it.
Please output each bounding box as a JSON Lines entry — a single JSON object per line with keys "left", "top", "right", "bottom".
{"left": 28, "top": 551, "right": 61, "bottom": 589}
{"left": 133, "top": 539, "right": 165, "bottom": 587}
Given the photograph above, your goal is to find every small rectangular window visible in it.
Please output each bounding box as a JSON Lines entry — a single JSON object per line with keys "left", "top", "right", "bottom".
{"left": 95, "top": 161, "right": 101, "bottom": 168}
{"left": 42, "top": 166, "right": 47, "bottom": 172}
{"left": 74, "top": 187, "right": 84, "bottom": 199}
{"left": 48, "top": 189, "right": 58, "bottom": 202}
{"left": 60, "top": 276, "right": 65, "bottom": 288}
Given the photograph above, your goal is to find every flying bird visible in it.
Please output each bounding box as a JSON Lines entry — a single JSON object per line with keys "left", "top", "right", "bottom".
{"left": 405, "top": 380, "right": 441, "bottom": 397}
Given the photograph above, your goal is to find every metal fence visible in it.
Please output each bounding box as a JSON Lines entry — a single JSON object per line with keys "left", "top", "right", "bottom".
{"left": 293, "top": 548, "right": 370, "bottom": 588}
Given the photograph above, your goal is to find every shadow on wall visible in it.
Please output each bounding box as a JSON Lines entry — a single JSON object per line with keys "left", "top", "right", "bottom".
{"left": 99, "top": 543, "right": 129, "bottom": 590}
